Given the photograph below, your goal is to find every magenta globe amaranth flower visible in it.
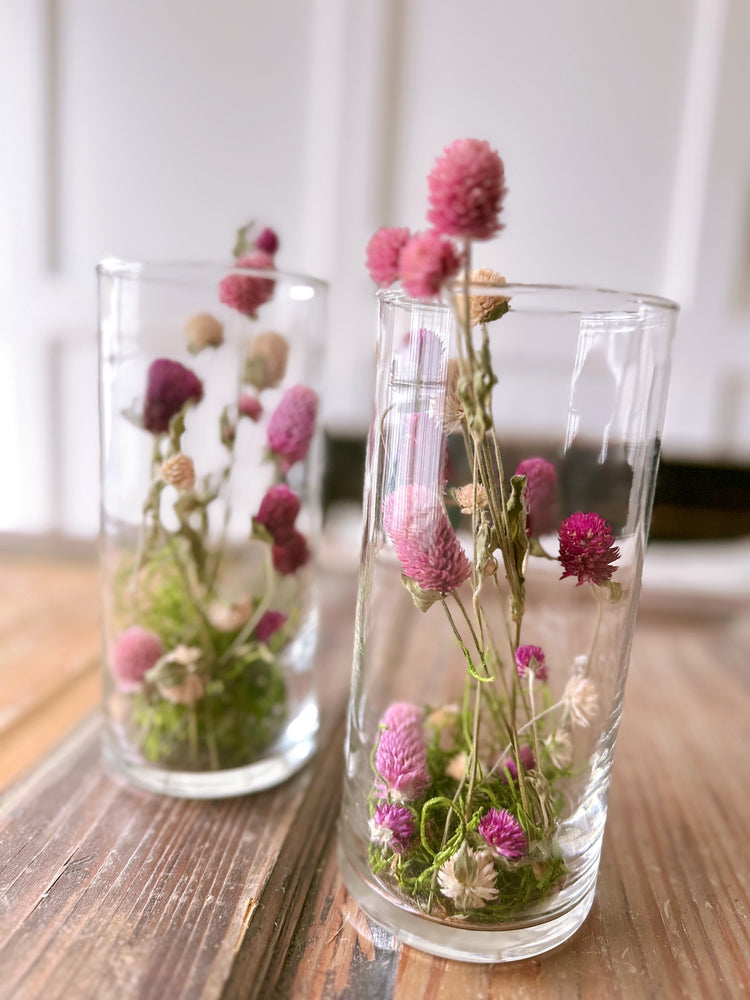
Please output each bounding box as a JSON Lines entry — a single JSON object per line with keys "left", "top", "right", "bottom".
{"left": 267, "top": 384, "right": 318, "bottom": 471}
{"left": 427, "top": 138, "right": 507, "bottom": 240}
{"left": 515, "top": 643, "right": 548, "bottom": 681}
{"left": 515, "top": 456, "right": 558, "bottom": 537}
{"left": 375, "top": 724, "right": 430, "bottom": 802}
{"left": 501, "top": 744, "right": 535, "bottom": 782}
{"left": 255, "top": 483, "right": 301, "bottom": 541}
{"left": 143, "top": 359, "right": 204, "bottom": 434}
{"left": 255, "top": 226, "right": 279, "bottom": 255}
{"left": 381, "top": 701, "right": 423, "bottom": 732}
{"left": 254, "top": 610, "right": 287, "bottom": 643}
{"left": 366, "top": 226, "right": 411, "bottom": 287}
{"left": 558, "top": 511, "right": 620, "bottom": 586}
{"left": 399, "top": 231, "right": 461, "bottom": 300}
{"left": 219, "top": 251, "right": 275, "bottom": 317}
{"left": 272, "top": 529, "right": 309, "bottom": 576}
{"left": 369, "top": 802, "right": 415, "bottom": 854}
{"left": 111, "top": 626, "right": 164, "bottom": 693}
{"left": 478, "top": 808, "right": 528, "bottom": 860}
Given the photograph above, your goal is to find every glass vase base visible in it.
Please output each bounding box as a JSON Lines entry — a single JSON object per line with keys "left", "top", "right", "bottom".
{"left": 338, "top": 842, "right": 596, "bottom": 964}
{"left": 102, "top": 731, "right": 317, "bottom": 799}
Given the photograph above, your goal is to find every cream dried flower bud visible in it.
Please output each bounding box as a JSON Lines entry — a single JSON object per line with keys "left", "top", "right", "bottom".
{"left": 159, "top": 672, "right": 206, "bottom": 706}
{"left": 161, "top": 453, "right": 196, "bottom": 491}
{"left": 208, "top": 597, "right": 252, "bottom": 632}
{"left": 153, "top": 645, "right": 206, "bottom": 705}
{"left": 184, "top": 312, "right": 224, "bottom": 353}
{"left": 454, "top": 482, "right": 488, "bottom": 515}
{"left": 244, "top": 331, "right": 289, "bottom": 390}
{"left": 544, "top": 729, "right": 574, "bottom": 769}
{"left": 469, "top": 268, "right": 509, "bottom": 327}
{"left": 563, "top": 674, "right": 599, "bottom": 728}
{"left": 446, "top": 751, "right": 467, "bottom": 781}
{"left": 442, "top": 357, "right": 466, "bottom": 433}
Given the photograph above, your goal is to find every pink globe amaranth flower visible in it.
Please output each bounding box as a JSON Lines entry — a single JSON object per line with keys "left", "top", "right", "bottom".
{"left": 219, "top": 251, "right": 275, "bottom": 317}
{"left": 256, "top": 483, "right": 301, "bottom": 541}
{"left": 383, "top": 485, "right": 471, "bottom": 596}
{"left": 558, "top": 511, "right": 620, "bottom": 586}
{"left": 515, "top": 457, "right": 558, "bottom": 537}
{"left": 515, "top": 643, "right": 548, "bottom": 681}
{"left": 399, "top": 230, "right": 462, "bottom": 300}
{"left": 375, "top": 724, "right": 430, "bottom": 802}
{"left": 426, "top": 138, "right": 507, "bottom": 241}
{"left": 238, "top": 392, "right": 263, "bottom": 422}
{"left": 381, "top": 701, "right": 423, "bottom": 732}
{"left": 111, "top": 626, "right": 164, "bottom": 693}
{"left": 254, "top": 610, "right": 288, "bottom": 643}
{"left": 501, "top": 744, "right": 535, "bottom": 782}
{"left": 267, "top": 384, "right": 318, "bottom": 472}
{"left": 365, "top": 226, "right": 411, "bottom": 286}
{"left": 478, "top": 808, "right": 528, "bottom": 860}
{"left": 369, "top": 802, "right": 415, "bottom": 854}
{"left": 272, "top": 529, "right": 309, "bottom": 575}
{"left": 255, "top": 227, "right": 279, "bottom": 255}
{"left": 143, "top": 359, "right": 204, "bottom": 434}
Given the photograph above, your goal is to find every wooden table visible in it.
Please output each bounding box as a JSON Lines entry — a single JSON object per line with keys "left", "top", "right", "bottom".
{"left": 1, "top": 550, "right": 749, "bottom": 999}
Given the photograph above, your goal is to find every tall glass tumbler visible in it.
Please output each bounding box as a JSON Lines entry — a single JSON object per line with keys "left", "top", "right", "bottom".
{"left": 339, "top": 283, "right": 677, "bottom": 961}
{"left": 97, "top": 261, "right": 327, "bottom": 798}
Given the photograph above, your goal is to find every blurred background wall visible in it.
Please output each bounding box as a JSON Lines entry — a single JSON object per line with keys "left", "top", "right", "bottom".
{"left": 1, "top": 0, "right": 749, "bottom": 538}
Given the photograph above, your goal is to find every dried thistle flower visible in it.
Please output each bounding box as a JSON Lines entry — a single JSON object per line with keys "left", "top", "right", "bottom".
{"left": 184, "top": 312, "right": 224, "bottom": 354}
{"left": 244, "top": 331, "right": 289, "bottom": 390}
{"left": 468, "top": 268, "right": 509, "bottom": 326}
{"left": 161, "top": 453, "right": 196, "bottom": 492}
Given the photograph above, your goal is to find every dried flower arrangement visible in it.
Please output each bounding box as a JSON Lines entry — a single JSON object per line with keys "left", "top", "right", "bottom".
{"left": 106, "top": 225, "right": 319, "bottom": 773}
{"left": 361, "top": 140, "right": 624, "bottom": 920}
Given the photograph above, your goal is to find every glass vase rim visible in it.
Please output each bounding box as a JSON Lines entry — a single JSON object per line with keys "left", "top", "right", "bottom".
{"left": 377, "top": 282, "right": 679, "bottom": 315}
{"left": 96, "top": 257, "right": 329, "bottom": 293}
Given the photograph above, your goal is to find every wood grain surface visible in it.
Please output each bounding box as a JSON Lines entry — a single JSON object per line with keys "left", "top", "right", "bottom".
{"left": 0, "top": 553, "right": 748, "bottom": 999}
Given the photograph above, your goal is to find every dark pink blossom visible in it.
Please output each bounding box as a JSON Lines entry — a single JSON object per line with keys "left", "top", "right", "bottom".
{"left": 478, "top": 808, "right": 528, "bottom": 860}
{"left": 515, "top": 644, "right": 548, "bottom": 681}
{"left": 501, "top": 744, "right": 535, "bottom": 782}
{"left": 399, "top": 231, "right": 461, "bottom": 300}
{"left": 369, "top": 802, "right": 415, "bottom": 854}
{"left": 365, "top": 226, "right": 411, "bottom": 286}
{"left": 426, "top": 138, "right": 507, "bottom": 240}
{"left": 558, "top": 511, "right": 620, "bottom": 586}
{"left": 272, "top": 529, "right": 309, "bottom": 575}
{"left": 219, "top": 251, "right": 275, "bottom": 317}
{"left": 238, "top": 392, "right": 263, "bottom": 422}
{"left": 515, "top": 456, "right": 558, "bottom": 536}
{"left": 143, "top": 359, "right": 204, "bottom": 434}
{"left": 255, "top": 610, "right": 287, "bottom": 643}
{"left": 267, "top": 384, "right": 318, "bottom": 472}
{"left": 111, "top": 626, "right": 164, "bottom": 693}
{"left": 383, "top": 485, "right": 471, "bottom": 596}
{"left": 256, "top": 483, "right": 300, "bottom": 541}
{"left": 255, "top": 227, "right": 279, "bottom": 255}
{"left": 375, "top": 724, "right": 430, "bottom": 802}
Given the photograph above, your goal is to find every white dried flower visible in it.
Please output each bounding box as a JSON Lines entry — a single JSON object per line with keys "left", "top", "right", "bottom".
{"left": 544, "top": 729, "right": 574, "bottom": 769}
{"left": 154, "top": 645, "right": 206, "bottom": 705}
{"left": 437, "top": 843, "right": 499, "bottom": 910}
{"left": 454, "top": 482, "right": 488, "bottom": 515}
{"left": 563, "top": 675, "right": 599, "bottom": 728}
{"left": 208, "top": 597, "right": 253, "bottom": 632}
{"left": 244, "top": 331, "right": 289, "bottom": 390}
{"left": 184, "top": 311, "right": 224, "bottom": 353}
{"left": 441, "top": 357, "right": 466, "bottom": 433}
{"left": 446, "top": 751, "right": 467, "bottom": 781}
{"left": 468, "top": 268, "right": 509, "bottom": 327}
{"left": 161, "top": 453, "right": 196, "bottom": 492}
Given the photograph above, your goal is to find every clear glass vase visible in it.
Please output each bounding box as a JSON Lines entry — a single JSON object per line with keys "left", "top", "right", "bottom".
{"left": 339, "top": 283, "right": 677, "bottom": 961}
{"left": 97, "top": 261, "right": 327, "bottom": 798}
